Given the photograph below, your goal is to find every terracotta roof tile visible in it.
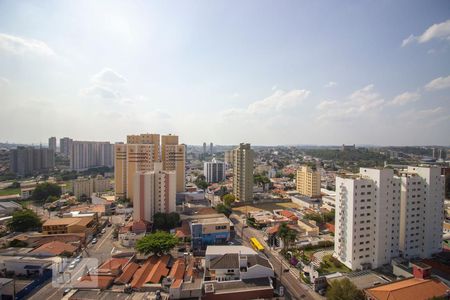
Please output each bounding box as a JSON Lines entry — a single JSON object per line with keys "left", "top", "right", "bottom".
{"left": 75, "top": 275, "right": 115, "bottom": 290}
{"left": 115, "top": 262, "right": 139, "bottom": 284}
{"left": 30, "top": 241, "right": 77, "bottom": 256}
{"left": 98, "top": 258, "right": 129, "bottom": 273}
{"left": 131, "top": 255, "right": 171, "bottom": 288}
{"left": 365, "top": 278, "right": 449, "bottom": 300}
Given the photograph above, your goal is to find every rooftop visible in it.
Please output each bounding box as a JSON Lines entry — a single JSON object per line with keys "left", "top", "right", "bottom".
{"left": 30, "top": 241, "right": 77, "bottom": 256}
{"left": 365, "top": 277, "right": 449, "bottom": 300}
{"left": 205, "top": 245, "right": 257, "bottom": 257}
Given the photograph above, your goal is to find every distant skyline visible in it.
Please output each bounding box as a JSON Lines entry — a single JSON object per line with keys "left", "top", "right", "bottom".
{"left": 0, "top": 1, "right": 449, "bottom": 146}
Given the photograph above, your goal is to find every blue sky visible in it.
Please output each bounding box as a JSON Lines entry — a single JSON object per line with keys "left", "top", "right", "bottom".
{"left": 0, "top": 0, "right": 449, "bottom": 145}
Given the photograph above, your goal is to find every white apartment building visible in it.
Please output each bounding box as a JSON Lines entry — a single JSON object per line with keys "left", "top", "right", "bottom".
{"left": 132, "top": 162, "right": 176, "bottom": 223}
{"left": 72, "top": 175, "right": 111, "bottom": 199}
{"left": 203, "top": 158, "right": 226, "bottom": 183}
{"left": 398, "top": 166, "right": 444, "bottom": 259}
{"left": 335, "top": 166, "right": 444, "bottom": 270}
{"left": 70, "top": 141, "right": 114, "bottom": 171}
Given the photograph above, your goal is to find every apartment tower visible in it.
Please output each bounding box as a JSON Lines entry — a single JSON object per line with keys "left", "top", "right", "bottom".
{"left": 296, "top": 165, "right": 321, "bottom": 198}
{"left": 133, "top": 162, "right": 176, "bottom": 222}
{"left": 161, "top": 134, "right": 185, "bottom": 193}
{"left": 335, "top": 166, "right": 444, "bottom": 270}
{"left": 232, "top": 143, "right": 254, "bottom": 202}
{"left": 204, "top": 158, "right": 226, "bottom": 183}
{"left": 48, "top": 137, "right": 57, "bottom": 152}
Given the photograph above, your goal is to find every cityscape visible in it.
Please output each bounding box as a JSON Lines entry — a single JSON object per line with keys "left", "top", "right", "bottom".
{"left": 0, "top": 1, "right": 450, "bottom": 300}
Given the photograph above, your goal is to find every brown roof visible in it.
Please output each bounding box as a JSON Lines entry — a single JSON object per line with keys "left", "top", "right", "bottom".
{"left": 43, "top": 216, "right": 93, "bottom": 227}
{"left": 75, "top": 275, "right": 115, "bottom": 290}
{"left": 169, "top": 258, "right": 185, "bottom": 280}
{"left": 210, "top": 253, "right": 239, "bottom": 269}
{"left": 131, "top": 255, "right": 170, "bottom": 288}
{"left": 365, "top": 278, "right": 449, "bottom": 300}
{"left": 115, "top": 262, "right": 140, "bottom": 284}
{"left": 279, "top": 210, "right": 299, "bottom": 221}
{"left": 98, "top": 258, "right": 129, "bottom": 273}
{"left": 31, "top": 241, "right": 77, "bottom": 256}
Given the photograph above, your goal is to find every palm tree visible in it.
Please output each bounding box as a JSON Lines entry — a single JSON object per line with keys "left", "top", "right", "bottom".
{"left": 277, "top": 223, "right": 297, "bottom": 250}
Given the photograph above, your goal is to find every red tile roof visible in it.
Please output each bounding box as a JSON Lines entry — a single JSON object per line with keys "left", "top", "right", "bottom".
{"left": 115, "top": 262, "right": 140, "bottom": 284}
{"left": 279, "top": 210, "right": 299, "bottom": 221}
{"left": 30, "top": 241, "right": 77, "bottom": 256}
{"left": 175, "top": 221, "right": 191, "bottom": 238}
{"left": 365, "top": 277, "right": 449, "bottom": 300}
{"left": 75, "top": 275, "right": 115, "bottom": 290}
{"left": 131, "top": 255, "right": 170, "bottom": 288}
{"left": 169, "top": 258, "right": 185, "bottom": 280}
{"left": 98, "top": 258, "right": 129, "bottom": 273}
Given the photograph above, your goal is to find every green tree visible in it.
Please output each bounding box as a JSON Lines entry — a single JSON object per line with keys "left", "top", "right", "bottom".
{"left": 135, "top": 231, "right": 179, "bottom": 255}
{"left": 326, "top": 278, "right": 364, "bottom": 300}
{"left": 8, "top": 209, "right": 42, "bottom": 232}
{"left": 9, "top": 181, "right": 20, "bottom": 189}
{"left": 153, "top": 212, "right": 180, "bottom": 231}
{"left": 223, "top": 194, "right": 236, "bottom": 207}
{"left": 32, "top": 182, "right": 62, "bottom": 202}
{"left": 8, "top": 239, "right": 28, "bottom": 247}
{"left": 277, "top": 222, "right": 297, "bottom": 250}
{"left": 216, "top": 203, "right": 232, "bottom": 217}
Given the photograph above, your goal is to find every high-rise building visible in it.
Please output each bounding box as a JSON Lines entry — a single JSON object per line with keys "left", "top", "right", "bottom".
{"left": 334, "top": 166, "right": 444, "bottom": 270}
{"left": 161, "top": 134, "right": 185, "bottom": 193}
{"left": 70, "top": 141, "right": 114, "bottom": 171}
{"left": 204, "top": 158, "right": 226, "bottom": 183}
{"left": 232, "top": 143, "right": 254, "bottom": 202}
{"left": 9, "top": 146, "right": 55, "bottom": 176}
{"left": 133, "top": 162, "right": 176, "bottom": 222}
{"left": 115, "top": 142, "right": 158, "bottom": 200}
{"left": 48, "top": 137, "right": 57, "bottom": 152}
{"left": 59, "top": 137, "right": 73, "bottom": 156}
{"left": 203, "top": 142, "right": 207, "bottom": 156}
{"left": 224, "top": 150, "right": 234, "bottom": 166}
{"left": 210, "top": 142, "right": 213, "bottom": 155}
{"left": 296, "top": 165, "right": 321, "bottom": 198}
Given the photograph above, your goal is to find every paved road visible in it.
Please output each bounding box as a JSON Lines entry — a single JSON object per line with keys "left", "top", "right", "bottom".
{"left": 28, "top": 225, "right": 115, "bottom": 300}
{"left": 231, "top": 214, "right": 322, "bottom": 300}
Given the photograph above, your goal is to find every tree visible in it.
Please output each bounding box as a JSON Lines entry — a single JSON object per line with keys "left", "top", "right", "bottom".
{"left": 32, "top": 182, "right": 61, "bottom": 202}
{"left": 135, "top": 231, "right": 179, "bottom": 255}
{"left": 223, "top": 194, "right": 236, "bottom": 207}
{"left": 216, "top": 203, "right": 232, "bottom": 217}
{"left": 8, "top": 209, "right": 42, "bottom": 232}
{"left": 153, "top": 212, "right": 180, "bottom": 231}
{"left": 8, "top": 239, "right": 28, "bottom": 247}
{"left": 277, "top": 223, "right": 297, "bottom": 250}
{"left": 326, "top": 278, "right": 364, "bottom": 300}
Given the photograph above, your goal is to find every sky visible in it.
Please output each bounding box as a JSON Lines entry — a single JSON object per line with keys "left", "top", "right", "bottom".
{"left": 0, "top": 0, "right": 449, "bottom": 146}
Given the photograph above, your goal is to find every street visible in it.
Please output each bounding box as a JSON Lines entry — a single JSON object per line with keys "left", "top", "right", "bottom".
{"left": 28, "top": 224, "right": 116, "bottom": 300}
{"left": 230, "top": 213, "right": 322, "bottom": 300}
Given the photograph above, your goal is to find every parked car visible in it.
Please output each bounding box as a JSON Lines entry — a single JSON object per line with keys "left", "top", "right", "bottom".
{"left": 68, "top": 263, "right": 76, "bottom": 270}
{"left": 91, "top": 238, "right": 98, "bottom": 244}
{"left": 101, "top": 228, "right": 106, "bottom": 234}
{"left": 63, "top": 288, "right": 71, "bottom": 296}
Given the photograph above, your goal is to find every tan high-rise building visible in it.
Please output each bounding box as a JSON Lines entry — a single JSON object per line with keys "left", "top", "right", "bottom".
{"left": 114, "top": 135, "right": 159, "bottom": 200}
{"left": 232, "top": 143, "right": 254, "bottom": 202}
{"left": 161, "top": 135, "right": 185, "bottom": 193}
{"left": 296, "top": 165, "right": 321, "bottom": 198}
{"left": 133, "top": 162, "right": 176, "bottom": 222}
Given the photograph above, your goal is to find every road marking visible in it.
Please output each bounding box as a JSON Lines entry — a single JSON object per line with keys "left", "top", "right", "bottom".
{"left": 111, "top": 247, "right": 115, "bottom": 254}
{"left": 95, "top": 227, "right": 113, "bottom": 251}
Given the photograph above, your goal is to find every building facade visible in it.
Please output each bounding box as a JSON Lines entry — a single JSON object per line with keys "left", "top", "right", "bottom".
{"left": 9, "top": 147, "right": 55, "bottom": 176}
{"left": 70, "top": 141, "right": 114, "bottom": 171}
{"left": 190, "top": 217, "right": 231, "bottom": 250}
{"left": 132, "top": 162, "right": 176, "bottom": 222}
{"left": 72, "top": 175, "right": 110, "bottom": 199}
{"left": 204, "top": 159, "right": 226, "bottom": 183}
{"left": 296, "top": 165, "right": 321, "bottom": 198}
{"left": 48, "top": 137, "right": 57, "bottom": 152}
{"left": 232, "top": 143, "right": 254, "bottom": 202}
{"left": 161, "top": 135, "right": 186, "bottom": 193}
{"left": 59, "top": 137, "right": 73, "bottom": 156}
{"left": 335, "top": 166, "right": 444, "bottom": 270}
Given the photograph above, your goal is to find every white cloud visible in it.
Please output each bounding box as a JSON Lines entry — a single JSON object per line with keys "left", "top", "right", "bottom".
{"left": 81, "top": 85, "right": 121, "bottom": 99}
{"left": 324, "top": 81, "right": 337, "bottom": 88}
{"left": 0, "top": 33, "right": 55, "bottom": 56}
{"left": 389, "top": 91, "right": 421, "bottom": 106}
{"left": 425, "top": 75, "right": 450, "bottom": 91}
{"left": 92, "top": 68, "right": 127, "bottom": 85}
{"left": 402, "top": 19, "right": 450, "bottom": 47}
{"left": 247, "top": 89, "right": 310, "bottom": 114}
{"left": 272, "top": 85, "right": 278, "bottom": 91}
{"left": 317, "top": 84, "right": 385, "bottom": 121}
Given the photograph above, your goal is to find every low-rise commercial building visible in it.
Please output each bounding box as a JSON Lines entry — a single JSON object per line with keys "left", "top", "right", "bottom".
{"left": 191, "top": 216, "right": 232, "bottom": 250}
{"left": 42, "top": 216, "right": 97, "bottom": 240}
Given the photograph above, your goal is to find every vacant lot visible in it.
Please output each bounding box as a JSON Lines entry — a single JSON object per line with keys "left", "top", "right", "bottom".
{"left": 0, "top": 188, "right": 20, "bottom": 196}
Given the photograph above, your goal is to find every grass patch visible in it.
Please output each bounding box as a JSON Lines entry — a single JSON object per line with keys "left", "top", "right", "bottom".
{"left": 0, "top": 188, "right": 20, "bottom": 196}
{"left": 317, "top": 254, "right": 351, "bottom": 274}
